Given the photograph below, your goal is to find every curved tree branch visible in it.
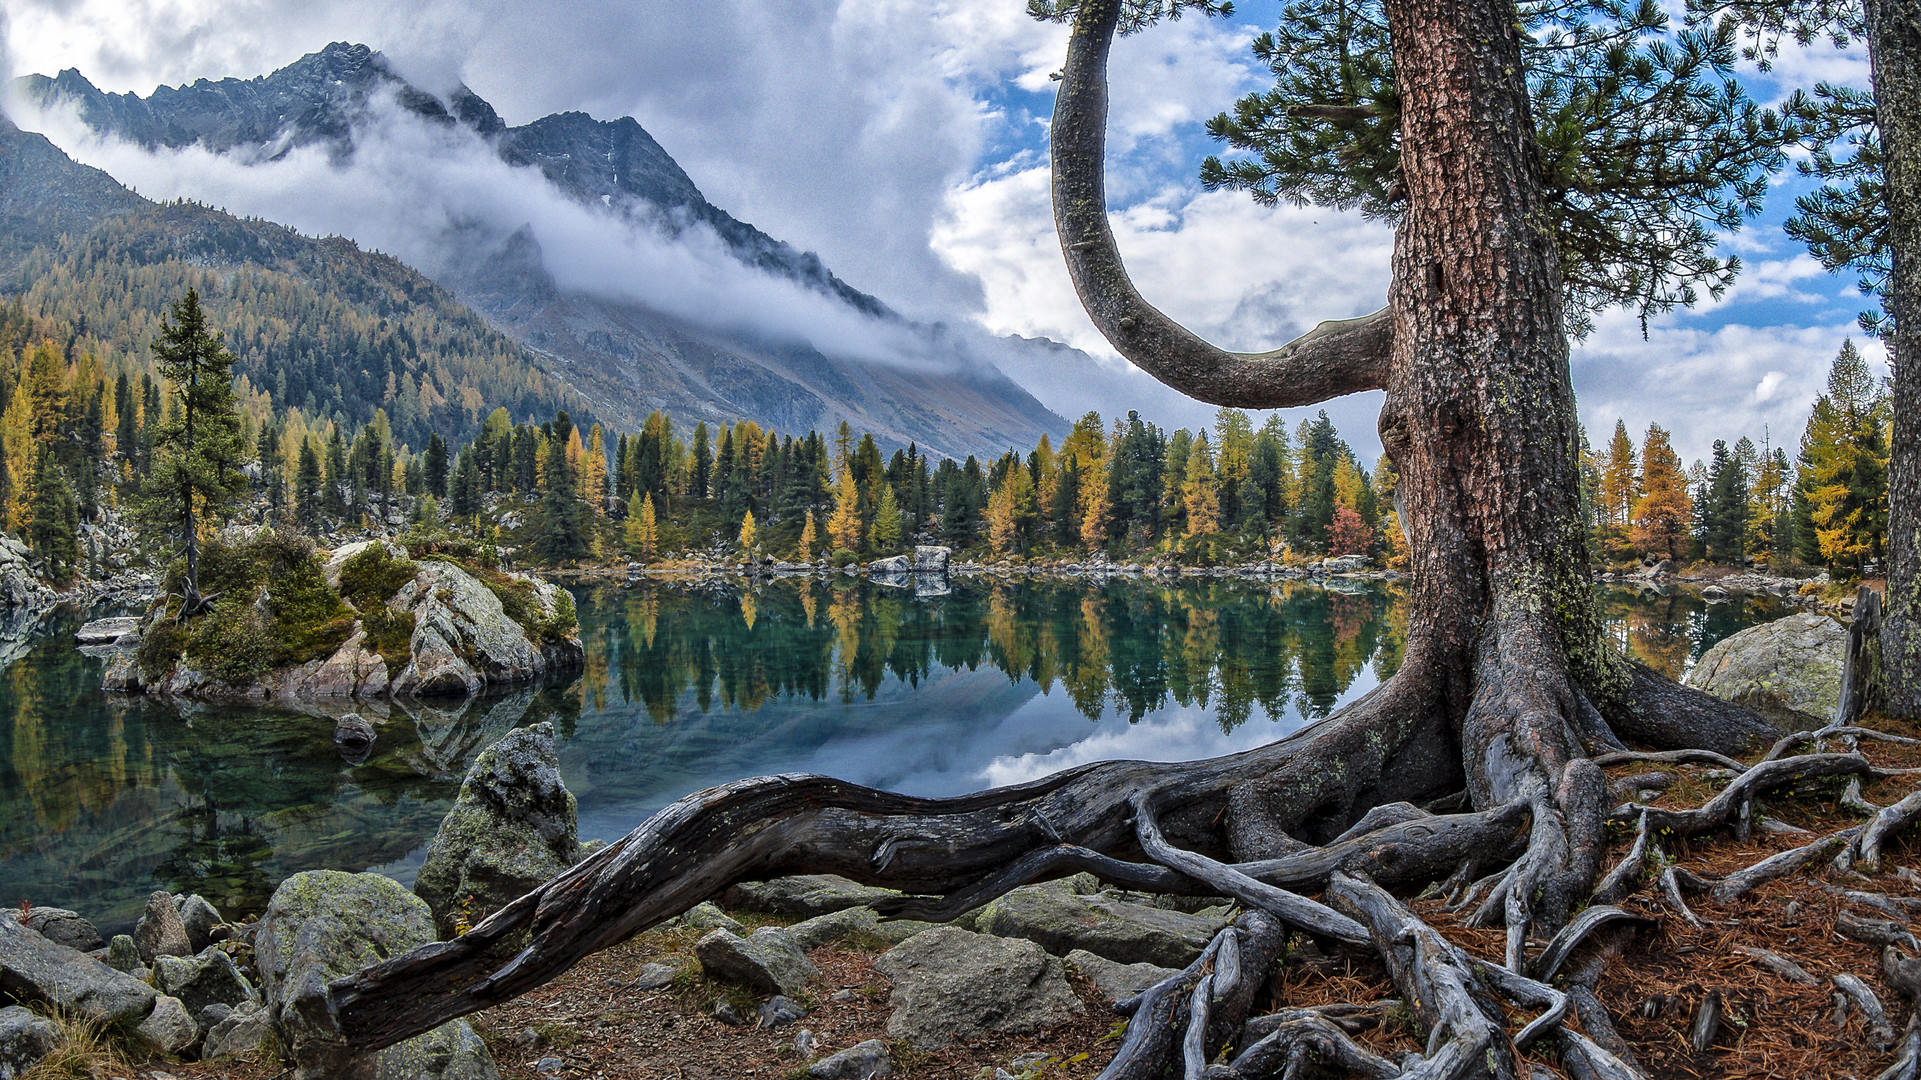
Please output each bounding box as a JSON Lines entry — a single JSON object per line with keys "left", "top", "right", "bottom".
{"left": 1051, "top": 0, "right": 1392, "bottom": 408}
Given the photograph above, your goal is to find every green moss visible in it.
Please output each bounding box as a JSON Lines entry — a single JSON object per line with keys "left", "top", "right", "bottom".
{"left": 148, "top": 533, "right": 356, "bottom": 681}
{"left": 359, "top": 604, "right": 417, "bottom": 676}
{"left": 418, "top": 553, "right": 577, "bottom": 644}
{"left": 337, "top": 544, "right": 419, "bottom": 611}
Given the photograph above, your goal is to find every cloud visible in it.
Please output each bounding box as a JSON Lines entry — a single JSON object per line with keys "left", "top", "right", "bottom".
{"left": 1570, "top": 309, "right": 1887, "bottom": 465}
{"left": 18, "top": 87, "right": 994, "bottom": 375}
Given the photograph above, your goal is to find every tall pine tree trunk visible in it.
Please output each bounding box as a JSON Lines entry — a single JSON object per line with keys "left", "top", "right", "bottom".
{"left": 1870, "top": 0, "right": 1921, "bottom": 719}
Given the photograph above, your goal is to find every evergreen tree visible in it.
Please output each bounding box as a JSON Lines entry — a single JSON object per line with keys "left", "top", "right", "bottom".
{"left": 1600, "top": 420, "right": 1640, "bottom": 540}
{"left": 738, "top": 508, "right": 757, "bottom": 554}
{"left": 691, "top": 421, "right": 712, "bottom": 499}
{"left": 828, "top": 467, "right": 862, "bottom": 553}
{"left": 27, "top": 451, "right": 79, "bottom": 585}
{"left": 873, "top": 483, "right": 903, "bottom": 552}
{"left": 536, "top": 414, "right": 594, "bottom": 565}
{"left": 1701, "top": 438, "right": 1751, "bottom": 562}
{"left": 425, "top": 432, "right": 449, "bottom": 498}
{"left": 295, "top": 440, "right": 324, "bottom": 534}
{"left": 450, "top": 448, "right": 482, "bottom": 520}
{"left": 1795, "top": 339, "right": 1889, "bottom": 575}
{"left": 137, "top": 289, "right": 245, "bottom": 607}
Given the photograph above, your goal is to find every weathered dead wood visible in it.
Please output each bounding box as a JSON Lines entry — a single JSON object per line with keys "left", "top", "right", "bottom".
{"left": 1559, "top": 1027, "right": 1650, "bottom": 1080}
{"left": 1182, "top": 972, "right": 1214, "bottom": 1080}
{"left": 1591, "top": 813, "right": 1650, "bottom": 905}
{"left": 1613, "top": 753, "right": 1874, "bottom": 835}
{"left": 1880, "top": 1013, "right": 1921, "bottom": 1080}
{"left": 1837, "top": 972, "right": 1900, "bottom": 1051}
{"left": 1214, "top": 1015, "right": 1401, "bottom": 1079}
{"left": 1589, "top": 748, "right": 1747, "bottom": 771}
{"left": 1242, "top": 1002, "right": 1398, "bottom": 1042}
{"left": 1532, "top": 905, "right": 1650, "bottom": 983}
{"left": 1562, "top": 926, "right": 1645, "bottom": 1071}
{"left": 1735, "top": 945, "right": 1819, "bottom": 986}
{"left": 1839, "top": 909, "right": 1921, "bottom": 953}
{"left": 1689, "top": 989, "right": 1724, "bottom": 1052}
{"left": 1659, "top": 864, "right": 1713, "bottom": 929}
{"left": 1133, "top": 796, "right": 1370, "bottom": 944}
{"left": 1860, "top": 789, "right": 1921, "bottom": 872}
{"left": 1711, "top": 827, "right": 1860, "bottom": 903}
{"left": 1848, "top": 777, "right": 1885, "bottom": 815}
{"left": 1839, "top": 586, "right": 1885, "bottom": 727}
{"left": 1327, "top": 872, "right": 1516, "bottom": 1078}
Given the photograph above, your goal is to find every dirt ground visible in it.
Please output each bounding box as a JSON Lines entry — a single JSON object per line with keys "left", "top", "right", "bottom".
{"left": 76, "top": 718, "right": 1921, "bottom": 1080}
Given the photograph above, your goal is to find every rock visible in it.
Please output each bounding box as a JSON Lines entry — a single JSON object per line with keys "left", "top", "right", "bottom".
{"left": 871, "top": 927, "right": 1079, "bottom": 1050}
{"left": 333, "top": 713, "right": 375, "bottom": 750}
{"left": 177, "top": 895, "right": 222, "bottom": 953}
{"left": 976, "top": 883, "right": 1227, "bottom": 967}
{"left": 1322, "top": 554, "right": 1370, "bottom": 573}
{"left": 21, "top": 907, "right": 102, "bottom": 951}
{"left": 1065, "top": 950, "right": 1178, "bottom": 1004}
{"left": 679, "top": 902, "right": 745, "bottom": 935}
{"left": 104, "top": 935, "right": 140, "bottom": 972}
{"left": 254, "top": 870, "right": 499, "bottom": 1079}
{"left": 203, "top": 1000, "right": 275, "bottom": 1060}
{"left": 74, "top": 616, "right": 139, "bottom": 644}
{"left": 152, "top": 949, "right": 256, "bottom": 1032}
{"left": 785, "top": 906, "right": 934, "bottom": 950}
{"left": 724, "top": 875, "right": 905, "bottom": 918}
{"left": 0, "top": 1005, "right": 61, "bottom": 1078}
{"left": 1644, "top": 559, "right": 1674, "bottom": 577}
{"left": 758, "top": 995, "right": 808, "bottom": 1028}
{"left": 794, "top": 1028, "right": 818, "bottom": 1057}
{"left": 1685, "top": 613, "right": 1848, "bottom": 728}
{"left": 384, "top": 558, "right": 582, "bottom": 698}
{"left": 133, "top": 994, "right": 199, "bottom": 1057}
{"left": 913, "top": 546, "right": 951, "bottom": 573}
{"left": 711, "top": 1000, "right": 747, "bottom": 1026}
{"left": 1702, "top": 584, "right": 1730, "bottom": 601}
{"left": 695, "top": 928, "right": 817, "bottom": 997}
{"left": 808, "top": 1039, "right": 894, "bottom": 1079}
{"left": 0, "top": 909, "right": 157, "bottom": 1027}
{"left": 867, "top": 555, "right": 912, "bottom": 575}
{"left": 372, "top": 1016, "right": 500, "bottom": 1080}
{"left": 133, "top": 890, "right": 193, "bottom": 961}
{"left": 414, "top": 722, "right": 579, "bottom": 938}
{"left": 632, "top": 962, "right": 680, "bottom": 991}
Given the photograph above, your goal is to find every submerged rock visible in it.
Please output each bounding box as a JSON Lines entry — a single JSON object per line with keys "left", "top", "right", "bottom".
{"left": 413, "top": 723, "right": 579, "bottom": 938}
{"left": 1686, "top": 612, "right": 1848, "bottom": 727}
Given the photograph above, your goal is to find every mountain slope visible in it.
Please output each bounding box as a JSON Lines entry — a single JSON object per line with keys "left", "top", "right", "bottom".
{"left": 0, "top": 114, "right": 585, "bottom": 450}
{"left": 19, "top": 45, "right": 1069, "bottom": 460}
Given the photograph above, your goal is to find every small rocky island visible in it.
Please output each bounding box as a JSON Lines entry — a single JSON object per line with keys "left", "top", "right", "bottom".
{"left": 95, "top": 529, "right": 583, "bottom": 699}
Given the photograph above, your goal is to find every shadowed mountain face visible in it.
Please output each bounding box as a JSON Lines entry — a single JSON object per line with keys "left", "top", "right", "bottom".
{"left": 19, "top": 44, "right": 1069, "bottom": 459}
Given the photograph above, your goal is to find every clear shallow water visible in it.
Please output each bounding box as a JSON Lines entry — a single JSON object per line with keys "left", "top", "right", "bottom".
{"left": 0, "top": 576, "right": 1783, "bottom": 932}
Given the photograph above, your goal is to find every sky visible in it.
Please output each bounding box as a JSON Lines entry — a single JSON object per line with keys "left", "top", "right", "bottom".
{"left": 0, "top": 0, "right": 1889, "bottom": 466}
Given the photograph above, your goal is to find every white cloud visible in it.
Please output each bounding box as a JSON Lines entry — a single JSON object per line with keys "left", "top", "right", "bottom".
{"left": 1571, "top": 310, "right": 1887, "bottom": 464}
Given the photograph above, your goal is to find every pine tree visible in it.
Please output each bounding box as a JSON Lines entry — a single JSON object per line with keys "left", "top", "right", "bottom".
{"left": 425, "top": 432, "right": 449, "bottom": 498}
{"left": 738, "top": 508, "right": 757, "bottom": 555}
{"left": 1600, "top": 420, "right": 1639, "bottom": 540}
{"left": 827, "top": 468, "right": 862, "bottom": 554}
{"left": 27, "top": 450, "right": 79, "bottom": 585}
{"left": 1701, "top": 439, "right": 1750, "bottom": 563}
{"left": 798, "top": 508, "right": 817, "bottom": 561}
{"left": 1182, "top": 432, "right": 1221, "bottom": 538}
{"left": 623, "top": 491, "right": 657, "bottom": 561}
{"left": 536, "top": 415, "right": 594, "bottom": 565}
{"left": 137, "top": 289, "right": 245, "bottom": 608}
{"left": 295, "top": 439, "right": 324, "bottom": 533}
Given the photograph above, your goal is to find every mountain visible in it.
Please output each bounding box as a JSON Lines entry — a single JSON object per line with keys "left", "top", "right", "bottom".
{"left": 0, "top": 113, "right": 586, "bottom": 451}
{"left": 18, "top": 44, "right": 1069, "bottom": 460}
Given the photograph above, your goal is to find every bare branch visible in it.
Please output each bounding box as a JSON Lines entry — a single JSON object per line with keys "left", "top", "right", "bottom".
{"left": 1051, "top": 0, "right": 1391, "bottom": 408}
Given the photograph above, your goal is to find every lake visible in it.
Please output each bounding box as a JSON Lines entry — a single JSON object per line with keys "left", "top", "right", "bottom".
{"left": 0, "top": 575, "right": 1786, "bottom": 933}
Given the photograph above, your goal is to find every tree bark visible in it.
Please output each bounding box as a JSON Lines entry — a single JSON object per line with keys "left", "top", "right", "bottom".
{"left": 1869, "top": 0, "right": 1921, "bottom": 719}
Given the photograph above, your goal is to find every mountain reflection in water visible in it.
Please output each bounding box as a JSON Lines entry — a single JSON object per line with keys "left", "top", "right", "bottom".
{"left": 0, "top": 576, "right": 1780, "bottom": 931}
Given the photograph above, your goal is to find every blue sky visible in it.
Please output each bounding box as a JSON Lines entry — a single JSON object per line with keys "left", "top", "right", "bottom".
{"left": 0, "top": 0, "right": 1886, "bottom": 466}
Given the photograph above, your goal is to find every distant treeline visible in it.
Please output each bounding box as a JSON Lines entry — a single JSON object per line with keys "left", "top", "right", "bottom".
{"left": 0, "top": 291, "right": 1893, "bottom": 583}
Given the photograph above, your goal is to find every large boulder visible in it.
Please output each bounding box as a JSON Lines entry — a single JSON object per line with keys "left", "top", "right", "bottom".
{"left": 975, "top": 881, "right": 1227, "bottom": 968}
{"left": 1065, "top": 950, "right": 1178, "bottom": 1005}
{"left": 1685, "top": 613, "right": 1848, "bottom": 728}
{"left": 0, "top": 910, "right": 157, "bottom": 1028}
{"left": 177, "top": 894, "right": 224, "bottom": 953}
{"left": 132, "top": 994, "right": 199, "bottom": 1057}
{"left": 0, "top": 1005, "right": 61, "bottom": 1078}
{"left": 133, "top": 890, "right": 193, "bottom": 961}
{"left": 913, "top": 546, "right": 951, "bottom": 574}
{"left": 203, "top": 1000, "right": 275, "bottom": 1060}
{"left": 21, "top": 908, "right": 101, "bottom": 952}
{"left": 385, "top": 558, "right": 581, "bottom": 697}
{"left": 254, "top": 870, "right": 499, "bottom": 1080}
{"left": 724, "top": 875, "right": 904, "bottom": 918}
{"left": 413, "top": 723, "right": 579, "bottom": 937}
{"left": 695, "top": 928, "right": 816, "bottom": 997}
{"left": 871, "top": 927, "right": 1079, "bottom": 1050}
